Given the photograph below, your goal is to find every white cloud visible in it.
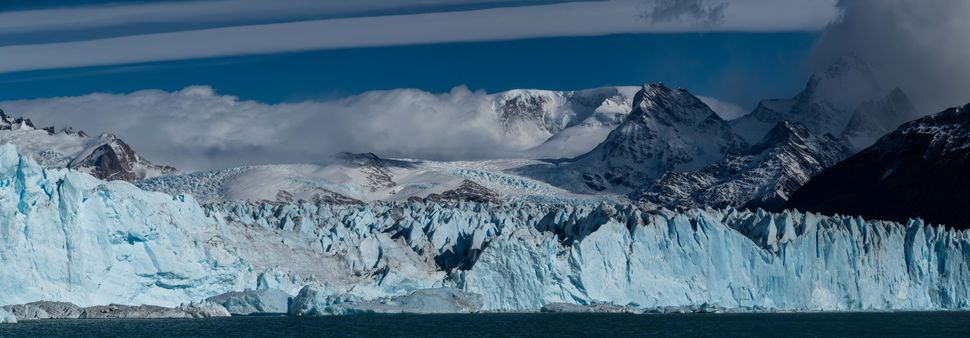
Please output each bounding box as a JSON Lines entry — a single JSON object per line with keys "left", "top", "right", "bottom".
{"left": 0, "top": 86, "right": 531, "bottom": 170}
{"left": 698, "top": 96, "right": 746, "bottom": 120}
{"left": 0, "top": 0, "right": 837, "bottom": 74}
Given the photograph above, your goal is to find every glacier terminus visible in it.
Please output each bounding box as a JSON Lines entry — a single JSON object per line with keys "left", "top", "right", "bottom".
{"left": 0, "top": 144, "right": 967, "bottom": 315}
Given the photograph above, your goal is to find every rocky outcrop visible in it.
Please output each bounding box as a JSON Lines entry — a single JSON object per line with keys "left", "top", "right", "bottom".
{"left": 78, "top": 303, "right": 228, "bottom": 319}
{"left": 421, "top": 180, "right": 501, "bottom": 204}
{"left": 335, "top": 152, "right": 411, "bottom": 192}
{"left": 1, "top": 302, "right": 82, "bottom": 321}
{"left": 68, "top": 138, "right": 176, "bottom": 182}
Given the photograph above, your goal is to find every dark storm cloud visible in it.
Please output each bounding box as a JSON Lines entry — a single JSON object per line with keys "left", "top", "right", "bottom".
{"left": 809, "top": 0, "right": 970, "bottom": 113}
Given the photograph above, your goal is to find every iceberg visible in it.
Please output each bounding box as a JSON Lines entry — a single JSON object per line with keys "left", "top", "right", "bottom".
{"left": 0, "top": 144, "right": 968, "bottom": 313}
{"left": 0, "top": 308, "right": 15, "bottom": 323}
{"left": 289, "top": 287, "right": 483, "bottom": 315}
{"left": 206, "top": 288, "right": 290, "bottom": 315}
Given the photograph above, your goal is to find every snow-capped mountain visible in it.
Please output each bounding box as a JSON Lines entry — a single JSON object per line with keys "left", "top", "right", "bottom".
{"left": 488, "top": 86, "right": 738, "bottom": 159}
{"left": 137, "top": 152, "right": 612, "bottom": 204}
{"left": 492, "top": 87, "right": 637, "bottom": 157}
{"left": 1, "top": 143, "right": 968, "bottom": 312}
{"left": 0, "top": 108, "right": 174, "bottom": 181}
{"left": 841, "top": 87, "right": 920, "bottom": 151}
{"left": 785, "top": 102, "right": 970, "bottom": 229}
{"left": 639, "top": 121, "right": 849, "bottom": 210}
{"left": 518, "top": 83, "right": 745, "bottom": 194}
{"left": 730, "top": 55, "right": 895, "bottom": 146}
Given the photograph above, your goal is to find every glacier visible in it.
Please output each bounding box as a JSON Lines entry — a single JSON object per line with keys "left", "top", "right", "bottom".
{"left": 0, "top": 144, "right": 968, "bottom": 313}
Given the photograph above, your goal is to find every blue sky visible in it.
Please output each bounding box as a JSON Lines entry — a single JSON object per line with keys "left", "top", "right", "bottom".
{"left": 0, "top": 0, "right": 836, "bottom": 107}
{"left": 0, "top": 32, "right": 817, "bottom": 108}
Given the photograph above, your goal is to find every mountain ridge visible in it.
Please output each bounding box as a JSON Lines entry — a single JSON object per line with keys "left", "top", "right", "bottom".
{"left": 0, "top": 108, "right": 175, "bottom": 182}
{"left": 785, "top": 102, "right": 970, "bottom": 229}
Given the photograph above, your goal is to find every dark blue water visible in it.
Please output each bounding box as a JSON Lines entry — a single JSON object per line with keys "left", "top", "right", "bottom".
{"left": 2, "top": 312, "right": 969, "bottom": 337}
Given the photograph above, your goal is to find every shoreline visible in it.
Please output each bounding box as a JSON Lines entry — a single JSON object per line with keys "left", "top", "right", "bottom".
{"left": 5, "top": 300, "right": 969, "bottom": 325}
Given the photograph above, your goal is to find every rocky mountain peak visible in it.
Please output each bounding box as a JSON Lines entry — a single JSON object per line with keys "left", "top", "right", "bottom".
{"left": 748, "top": 120, "right": 812, "bottom": 154}
{"left": 518, "top": 84, "right": 745, "bottom": 194}
{"left": 817, "top": 53, "right": 873, "bottom": 80}
{"left": 731, "top": 54, "right": 893, "bottom": 147}
{"left": 0, "top": 108, "right": 37, "bottom": 131}
{"left": 629, "top": 83, "right": 718, "bottom": 126}
{"left": 0, "top": 107, "right": 175, "bottom": 182}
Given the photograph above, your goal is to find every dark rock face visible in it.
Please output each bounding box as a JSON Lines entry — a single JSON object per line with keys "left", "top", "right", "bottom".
{"left": 68, "top": 138, "right": 177, "bottom": 182}
{"left": 335, "top": 152, "right": 414, "bottom": 192}
{"left": 640, "top": 121, "right": 849, "bottom": 210}
{"left": 785, "top": 103, "right": 970, "bottom": 229}
{"left": 499, "top": 94, "right": 549, "bottom": 133}
{"left": 69, "top": 139, "right": 138, "bottom": 182}
{"left": 272, "top": 189, "right": 362, "bottom": 205}
{"left": 423, "top": 180, "right": 501, "bottom": 204}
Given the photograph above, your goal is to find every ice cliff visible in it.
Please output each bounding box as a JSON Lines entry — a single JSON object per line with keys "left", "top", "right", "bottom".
{"left": 0, "top": 144, "right": 968, "bottom": 312}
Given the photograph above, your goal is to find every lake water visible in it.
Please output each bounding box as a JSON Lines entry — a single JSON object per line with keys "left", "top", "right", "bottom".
{"left": 2, "top": 312, "right": 969, "bottom": 337}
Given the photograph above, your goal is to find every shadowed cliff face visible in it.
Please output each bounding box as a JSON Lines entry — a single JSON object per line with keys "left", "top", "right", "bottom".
{"left": 785, "top": 102, "right": 970, "bottom": 230}
{"left": 69, "top": 138, "right": 176, "bottom": 182}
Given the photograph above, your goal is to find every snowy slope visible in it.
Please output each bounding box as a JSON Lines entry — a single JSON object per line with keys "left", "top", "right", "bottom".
{"left": 492, "top": 87, "right": 636, "bottom": 152}
{"left": 639, "top": 121, "right": 849, "bottom": 210}
{"left": 517, "top": 83, "right": 746, "bottom": 194}
{"left": 1, "top": 144, "right": 968, "bottom": 312}
{"left": 137, "top": 152, "right": 616, "bottom": 204}
{"left": 0, "top": 109, "right": 174, "bottom": 181}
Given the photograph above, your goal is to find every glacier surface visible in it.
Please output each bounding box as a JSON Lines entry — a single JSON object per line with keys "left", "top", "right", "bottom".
{"left": 0, "top": 144, "right": 968, "bottom": 312}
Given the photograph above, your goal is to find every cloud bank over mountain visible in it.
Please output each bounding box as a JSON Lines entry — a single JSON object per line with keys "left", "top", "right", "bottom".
{"left": 809, "top": 0, "right": 970, "bottom": 113}
{"left": 0, "top": 85, "right": 744, "bottom": 170}
{"left": 0, "top": 86, "right": 526, "bottom": 169}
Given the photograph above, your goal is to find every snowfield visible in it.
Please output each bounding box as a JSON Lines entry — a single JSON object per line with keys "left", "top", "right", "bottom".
{"left": 0, "top": 144, "right": 968, "bottom": 312}
{"left": 137, "top": 156, "right": 619, "bottom": 204}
